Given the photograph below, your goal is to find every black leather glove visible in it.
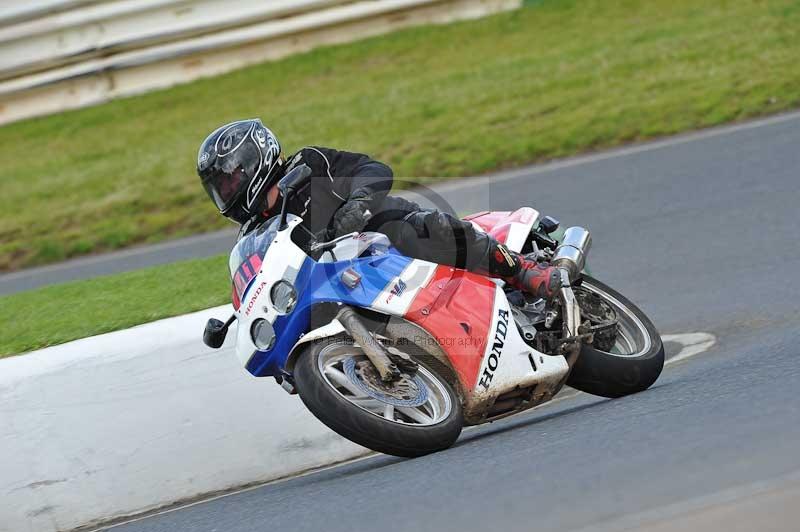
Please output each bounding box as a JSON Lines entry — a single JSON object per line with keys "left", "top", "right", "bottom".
{"left": 332, "top": 198, "right": 372, "bottom": 237}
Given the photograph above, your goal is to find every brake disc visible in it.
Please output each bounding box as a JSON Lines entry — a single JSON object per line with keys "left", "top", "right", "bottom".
{"left": 343, "top": 357, "right": 429, "bottom": 407}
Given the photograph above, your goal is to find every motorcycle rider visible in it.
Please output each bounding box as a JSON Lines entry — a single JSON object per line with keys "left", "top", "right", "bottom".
{"left": 197, "top": 119, "right": 561, "bottom": 299}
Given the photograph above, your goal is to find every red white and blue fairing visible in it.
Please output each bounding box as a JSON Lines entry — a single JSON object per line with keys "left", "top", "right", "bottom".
{"left": 229, "top": 209, "right": 570, "bottom": 422}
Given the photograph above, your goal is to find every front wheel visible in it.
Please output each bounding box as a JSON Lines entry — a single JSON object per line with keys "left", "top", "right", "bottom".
{"left": 566, "top": 275, "right": 664, "bottom": 398}
{"left": 294, "top": 334, "right": 463, "bottom": 457}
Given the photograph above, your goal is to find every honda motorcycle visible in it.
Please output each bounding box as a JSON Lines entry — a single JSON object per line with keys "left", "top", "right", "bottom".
{"left": 204, "top": 165, "right": 664, "bottom": 457}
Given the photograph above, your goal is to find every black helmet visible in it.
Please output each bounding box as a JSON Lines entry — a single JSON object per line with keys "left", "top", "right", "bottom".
{"left": 197, "top": 119, "right": 283, "bottom": 224}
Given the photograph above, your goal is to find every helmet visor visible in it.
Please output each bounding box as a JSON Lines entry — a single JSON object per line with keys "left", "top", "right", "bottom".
{"left": 200, "top": 140, "right": 263, "bottom": 213}
{"left": 202, "top": 166, "right": 247, "bottom": 212}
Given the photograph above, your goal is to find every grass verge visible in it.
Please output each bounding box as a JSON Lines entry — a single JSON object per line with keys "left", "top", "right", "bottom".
{"left": 0, "top": 255, "right": 230, "bottom": 358}
{"left": 1, "top": 0, "right": 799, "bottom": 271}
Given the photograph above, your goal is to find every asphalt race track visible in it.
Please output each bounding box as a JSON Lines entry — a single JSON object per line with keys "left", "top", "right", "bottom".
{"left": 66, "top": 112, "right": 800, "bottom": 532}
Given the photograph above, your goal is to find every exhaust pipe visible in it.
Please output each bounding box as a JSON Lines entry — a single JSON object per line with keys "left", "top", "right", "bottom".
{"left": 552, "top": 227, "right": 591, "bottom": 364}
{"left": 552, "top": 227, "right": 591, "bottom": 279}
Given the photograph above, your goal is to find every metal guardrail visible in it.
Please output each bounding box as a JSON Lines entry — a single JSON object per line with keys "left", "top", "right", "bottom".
{"left": 0, "top": 0, "right": 520, "bottom": 126}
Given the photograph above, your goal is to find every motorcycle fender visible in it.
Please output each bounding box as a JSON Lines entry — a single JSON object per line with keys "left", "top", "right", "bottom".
{"left": 283, "top": 319, "right": 347, "bottom": 372}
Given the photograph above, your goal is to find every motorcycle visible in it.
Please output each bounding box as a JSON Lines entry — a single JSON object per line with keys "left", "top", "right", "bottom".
{"left": 203, "top": 165, "right": 664, "bottom": 457}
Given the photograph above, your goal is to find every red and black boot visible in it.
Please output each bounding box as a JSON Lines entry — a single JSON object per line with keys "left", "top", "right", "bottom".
{"left": 479, "top": 241, "right": 561, "bottom": 300}
{"left": 505, "top": 259, "right": 562, "bottom": 299}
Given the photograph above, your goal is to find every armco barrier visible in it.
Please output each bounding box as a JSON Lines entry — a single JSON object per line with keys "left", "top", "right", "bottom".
{"left": 0, "top": 306, "right": 370, "bottom": 532}
{"left": 0, "top": 0, "right": 521, "bottom": 125}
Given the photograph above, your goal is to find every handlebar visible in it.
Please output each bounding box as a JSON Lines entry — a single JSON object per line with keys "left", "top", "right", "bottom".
{"left": 309, "top": 232, "right": 359, "bottom": 253}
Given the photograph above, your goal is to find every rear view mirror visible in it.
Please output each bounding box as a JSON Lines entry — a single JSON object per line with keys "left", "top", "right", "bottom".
{"left": 277, "top": 164, "right": 312, "bottom": 196}
{"left": 278, "top": 164, "right": 313, "bottom": 230}
{"left": 203, "top": 315, "right": 235, "bottom": 349}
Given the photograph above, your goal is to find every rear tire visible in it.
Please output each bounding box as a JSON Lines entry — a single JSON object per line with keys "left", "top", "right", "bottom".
{"left": 566, "top": 275, "right": 664, "bottom": 398}
{"left": 294, "top": 335, "right": 463, "bottom": 457}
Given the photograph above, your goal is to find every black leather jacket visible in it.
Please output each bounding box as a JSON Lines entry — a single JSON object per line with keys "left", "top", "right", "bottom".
{"left": 236, "top": 147, "right": 510, "bottom": 278}
{"left": 238, "top": 146, "right": 417, "bottom": 238}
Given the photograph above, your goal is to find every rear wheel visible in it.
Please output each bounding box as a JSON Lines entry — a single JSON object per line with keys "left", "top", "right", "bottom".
{"left": 294, "top": 334, "right": 463, "bottom": 457}
{"left": 566, "top": 275, "right": 664, "bottom": 398}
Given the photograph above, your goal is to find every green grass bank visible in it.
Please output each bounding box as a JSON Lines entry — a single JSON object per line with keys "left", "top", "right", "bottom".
{"left": 0, "top": 255, "right": 230, "bottom": 358}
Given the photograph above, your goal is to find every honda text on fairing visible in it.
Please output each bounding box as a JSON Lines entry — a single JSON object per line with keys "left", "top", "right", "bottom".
{"left": 203, "top": 165, "right": 664, "bottom": 457}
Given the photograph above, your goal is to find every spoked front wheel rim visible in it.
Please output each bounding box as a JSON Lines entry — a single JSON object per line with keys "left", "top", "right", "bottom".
{"left": 317, "top": 343, "right": 453, "bottom": 427}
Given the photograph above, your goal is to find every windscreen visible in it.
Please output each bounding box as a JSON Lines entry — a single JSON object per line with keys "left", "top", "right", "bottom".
{"left": 229, "top": 215, "right": 297, "bottom": 302}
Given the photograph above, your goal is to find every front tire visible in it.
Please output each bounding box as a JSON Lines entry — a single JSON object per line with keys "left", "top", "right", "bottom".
{"left": 294, "top": 335, "right": 463, "bottom": 457}
{"left": 566, "top": 275, "right": 664, "bottom": 398}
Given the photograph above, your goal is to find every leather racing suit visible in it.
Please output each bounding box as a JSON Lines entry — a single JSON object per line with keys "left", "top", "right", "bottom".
{"left": 239, "top": 146, "right": 559, "bottom": 298}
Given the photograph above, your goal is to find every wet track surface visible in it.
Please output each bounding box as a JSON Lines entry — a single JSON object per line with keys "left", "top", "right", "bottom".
{"left": 90, "top": 113, "right": 800, "bottom": 530}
